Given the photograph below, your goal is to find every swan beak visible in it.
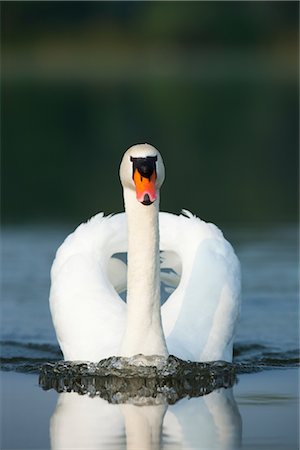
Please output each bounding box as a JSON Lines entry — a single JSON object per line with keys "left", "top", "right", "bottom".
{"left": 133, "top": 169, "right": 157, "bottom": 205}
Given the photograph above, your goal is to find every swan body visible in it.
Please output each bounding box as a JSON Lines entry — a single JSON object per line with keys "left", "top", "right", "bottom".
{"left": 50, "top": 144, "right": 241, "bottom": 362}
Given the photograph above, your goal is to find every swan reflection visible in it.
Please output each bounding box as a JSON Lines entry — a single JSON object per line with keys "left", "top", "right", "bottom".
{"left": 50, "top": 387, "right": 242, "bottom": 449}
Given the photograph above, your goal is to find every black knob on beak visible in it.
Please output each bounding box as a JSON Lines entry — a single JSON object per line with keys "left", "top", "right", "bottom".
{"left": 141, "top": 193, "right": 153, "bottom": 206}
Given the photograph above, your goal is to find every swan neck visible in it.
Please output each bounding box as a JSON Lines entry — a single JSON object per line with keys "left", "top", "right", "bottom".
{"left": 121, "top": 189, "right": 168, "bottom": 357}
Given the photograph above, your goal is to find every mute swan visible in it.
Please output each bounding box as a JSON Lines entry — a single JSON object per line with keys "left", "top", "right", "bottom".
{"left": 50, "top": 144, "right": 241, "bottom": 362}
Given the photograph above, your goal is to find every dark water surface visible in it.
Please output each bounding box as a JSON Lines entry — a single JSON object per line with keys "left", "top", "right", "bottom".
{"left": 1, "top": 224, "right": 299, "bottom": 449}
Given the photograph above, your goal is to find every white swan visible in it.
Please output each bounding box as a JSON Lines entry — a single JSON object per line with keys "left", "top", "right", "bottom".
{"left": 49, "top": 144, "right": 241, "bottom": 362}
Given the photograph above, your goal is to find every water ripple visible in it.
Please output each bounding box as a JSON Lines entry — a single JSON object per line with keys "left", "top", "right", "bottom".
{"left": 1, "top": 340, "right": 298, "bottom": 376}
{"left": 39, "top": 355, "right": 236, "bottom": 403}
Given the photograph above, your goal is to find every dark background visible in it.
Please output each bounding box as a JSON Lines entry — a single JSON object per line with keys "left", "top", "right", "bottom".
{"left": 2, "top": 1, "right": 298, "bottom": 226}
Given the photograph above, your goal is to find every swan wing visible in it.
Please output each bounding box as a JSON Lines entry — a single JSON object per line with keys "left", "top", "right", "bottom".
{"left": 49, "top": 213, "right": 127, "bottom": 361}
{"left": 159, "top": 211, "right": 241, "bottom": 362}
{"left": 50, "top": 210, "right": 240, "bottom": 363}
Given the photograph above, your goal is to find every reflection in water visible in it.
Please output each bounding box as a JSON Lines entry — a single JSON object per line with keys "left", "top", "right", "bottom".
{"left": 41, "top": 357, "right": 242, "bottom": 448}
{"left": 50, "top": 387, "right": 242, "bottom": 449}
{"left": 50, "top": 394, "right": 125, "bottom": 449}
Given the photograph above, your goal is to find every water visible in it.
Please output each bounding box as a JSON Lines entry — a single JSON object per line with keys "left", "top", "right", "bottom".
{"left": 2, "top": 368, "right": 298, "bottom": 449}
{"left": 1, "top": 224, "right": 299, "bottom": 449}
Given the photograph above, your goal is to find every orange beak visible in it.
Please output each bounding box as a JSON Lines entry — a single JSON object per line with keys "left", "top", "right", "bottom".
{"left": 133, "top": 169, "right": 157, "bottom": 204}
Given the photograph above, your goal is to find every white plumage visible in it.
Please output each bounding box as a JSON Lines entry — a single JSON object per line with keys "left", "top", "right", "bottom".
{"left": 50, "top": 144, "right": 241, "bottom": 362}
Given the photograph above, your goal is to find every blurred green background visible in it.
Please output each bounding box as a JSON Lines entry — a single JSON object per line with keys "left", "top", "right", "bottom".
{"left": 2, "top": 1, "right": 298, "bottom": 226}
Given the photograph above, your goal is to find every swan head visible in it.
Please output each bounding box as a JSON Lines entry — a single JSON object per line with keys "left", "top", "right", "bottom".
{"left": 120, "top": 144, "right": 165, "bottom": 206}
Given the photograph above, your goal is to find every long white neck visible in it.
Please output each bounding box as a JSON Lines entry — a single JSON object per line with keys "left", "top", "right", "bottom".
{"left": 120, "top": 189, "right": 168, "bottom": 357}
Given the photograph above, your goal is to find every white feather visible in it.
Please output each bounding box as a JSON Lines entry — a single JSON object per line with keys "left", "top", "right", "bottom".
{"left": 50, "top": 211, "right": 240, "bottom": 362}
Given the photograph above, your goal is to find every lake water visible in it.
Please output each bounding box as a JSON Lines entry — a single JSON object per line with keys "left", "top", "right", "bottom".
{"left": 1, "top": 223, "right": 299, "bottom": 449}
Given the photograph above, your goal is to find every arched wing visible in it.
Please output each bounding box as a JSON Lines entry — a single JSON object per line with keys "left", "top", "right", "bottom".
{"left": 159, "top": 211, "right": 241, "bottom": 362}
{"left": 49, "top": 213, "right": 128, "bottom": 361}
{"left": 50, "top": 210, "right": 241, "bottom": 363}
